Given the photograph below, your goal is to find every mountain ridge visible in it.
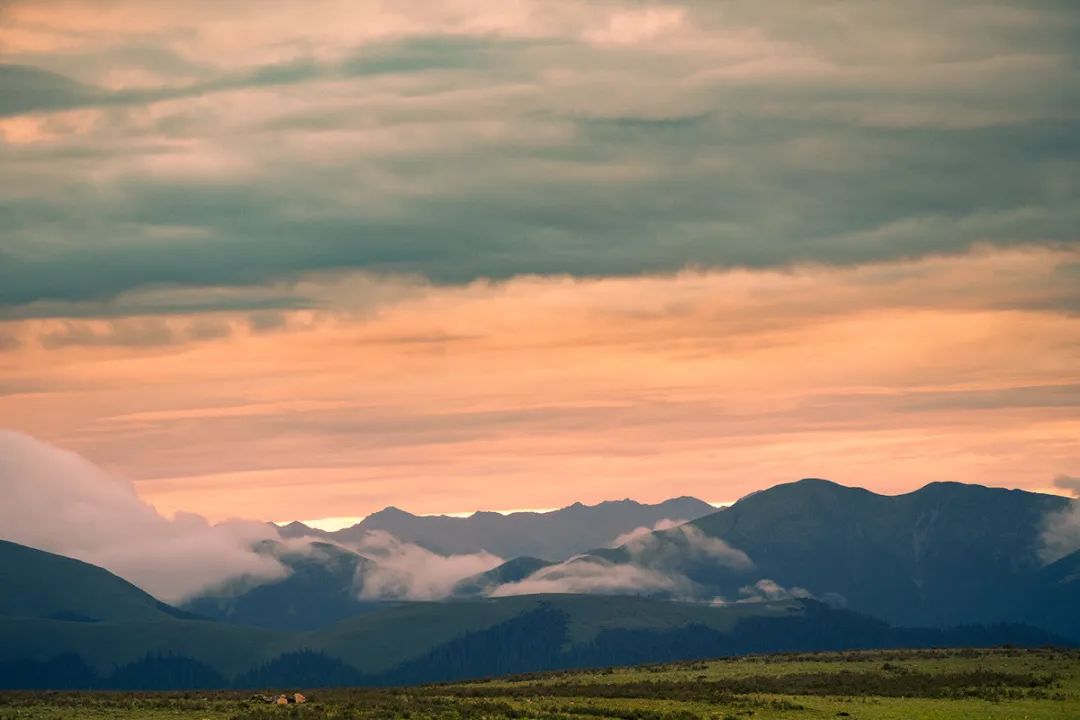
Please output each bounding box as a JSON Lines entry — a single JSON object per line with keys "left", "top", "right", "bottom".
{"left": 576, "top": 478, "right": 1075, "bottom": 632}
{"left": 280, "top": 495, "right": 718, "bottom": 560}
{"left": 0, "top": 547, "right": 1070, "bottom": 690}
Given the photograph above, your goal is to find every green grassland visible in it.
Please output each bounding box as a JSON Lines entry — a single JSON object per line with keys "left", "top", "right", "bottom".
{"left": 2, "top": 647, "right": 1078, "bottom": 720}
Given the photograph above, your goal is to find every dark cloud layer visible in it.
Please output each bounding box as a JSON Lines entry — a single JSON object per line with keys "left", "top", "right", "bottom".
{"left": 1, "top": 1, "right": 1078, "bottom": 313}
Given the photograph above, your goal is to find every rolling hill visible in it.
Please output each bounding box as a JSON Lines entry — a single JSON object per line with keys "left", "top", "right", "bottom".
{"left": 0, "top": 539, "right": 196, "bottom": 623}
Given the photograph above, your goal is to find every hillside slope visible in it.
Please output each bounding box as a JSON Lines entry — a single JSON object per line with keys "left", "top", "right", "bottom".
{"left": 182, "top": 541, "right": 381, "bottom": 630}
{"left": 0, "top": 539, "right": 195, "bottom": 624}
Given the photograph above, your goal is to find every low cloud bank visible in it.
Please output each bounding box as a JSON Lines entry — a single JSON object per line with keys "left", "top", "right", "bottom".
{"left": 490, "top": 557, "right": 685, "bottom": 597}
{"left": 492, "top": 523, "right": 752, "bottom": 598}
{"left": 609, "top": 518, "right": 686, "bottom": 547}
{"left": 352, "top": 529, "right": 502, "bottom": 600}
{"left": 0, "top": 430, "right": 287, "bottom": 603}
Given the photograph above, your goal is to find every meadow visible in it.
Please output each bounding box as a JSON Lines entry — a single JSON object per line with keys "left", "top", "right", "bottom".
{"left": 1, "top": 648, "right": 1077, "bottom": 720}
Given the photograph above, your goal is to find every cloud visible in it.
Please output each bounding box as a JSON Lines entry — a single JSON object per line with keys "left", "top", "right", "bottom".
{"left": 623, "top": 524, "right": 754, "bottom": 572}
{"left": 492, "top": 522, "right": 753, "bottom": 598}
{"left": 1053, "top": 474, "right": 1080, "bottom": 498}
{"left": 609, "top": 518, "right": 686, "bottom": 547}
{"left": 247, "top": 310, "right": 288, "bottom": 333}
{"left": 350, "top": 529, "right": 502, "bottom": 600}
{"left": 490, "top": 556, "right": 686, "bottom": 597}
{"left": 1040, "top": 499, "right": 1080, "bottom": 564}
{"left": 708, "top": 578, "right": 845, "bottom": 607}
{"left": 38, "top": 317, "right": 233, "bottom": 348}
{"left": 736, "top": 578, "right": 813, "bottom": 603}
{"left": 0, "top": 429, "right": 287, "bottom": 602}
{"left": 0, "top": 64, "right": 101, "bottom": 116}
{"left": 1, "top": 1, "right": 1077, "bottom": 311}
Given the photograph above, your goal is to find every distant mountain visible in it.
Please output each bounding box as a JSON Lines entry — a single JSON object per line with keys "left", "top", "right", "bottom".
{"left": 207, "top": 481, "right": 1080, "bottom": 637}
{"left": 0, "top": 539, "right": 197, "bottom": 624}
{"left": 1, "top": 540, "right": 1068, "bottom": 690}
{"left": 182, "top": 541, "right": 382, "bottom": 630}
{"left": 5, "top": 478, "right": 1078, "bottom": 689}
{"left": 276, "top": 521, "right": 334, "bottom": 540}
{"left": 283, "top": 496, "right": 716, "bottom": 561}
{"left": 577, "top": 479, "right": 1077, "bottom": 638}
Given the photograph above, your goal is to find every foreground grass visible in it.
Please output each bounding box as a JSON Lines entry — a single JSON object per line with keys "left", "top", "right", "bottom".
{"left": 1, "top": 648, "right": 1077, "bottom": 719}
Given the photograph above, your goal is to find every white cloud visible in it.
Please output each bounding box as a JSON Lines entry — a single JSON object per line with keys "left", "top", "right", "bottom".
{"left": 351, "top": 529, "right": 502, "bottom": 600}
{"left": 490, "top": 557, "right": 684, "bottom": 597}
{"left": 736, "top": 578, "right": 813, "bottom": 603}
{"left": 609, "top": 517, "right": 685, "bottom": 547}
{"left": 0, "top": 429, "right": 287, "bottom": 603}
{"left": 492, "top": 520, "right": 753, "bottom": 598}
{"left": 623, "top": 523, "right": 754, "bottom": 572}
{"left": 1040, "top": 499, "right": 1080, "bottom": 565}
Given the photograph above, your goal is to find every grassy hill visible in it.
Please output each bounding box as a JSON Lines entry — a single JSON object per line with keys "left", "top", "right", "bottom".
{"left": 0, "top": 617, "right": 286, "bottom": 677}
{"left": 0, "top": 540, "right": 193, "bottom": 624}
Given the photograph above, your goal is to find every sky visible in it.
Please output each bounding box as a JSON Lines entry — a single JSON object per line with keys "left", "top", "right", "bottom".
{"left": 0, "top": 0, "right": 1078, "bottom": 524}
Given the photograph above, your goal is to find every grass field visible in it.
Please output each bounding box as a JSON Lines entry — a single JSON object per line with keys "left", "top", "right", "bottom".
{"left": 1, "top": 648, "right": 1077, "bottom": 720}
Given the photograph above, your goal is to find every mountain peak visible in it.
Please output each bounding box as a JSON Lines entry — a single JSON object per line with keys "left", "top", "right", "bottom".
{"left": 792, "top": 477, "right": 845, "bottom": 487}
{"left": 276, "top": 520, "right": 331, "bottom": 539}
{"left": 736, "top": 477, "right": 864, "bottom": 503}
{"left": 370, "top": 505, "right": 416, "bottom": 519}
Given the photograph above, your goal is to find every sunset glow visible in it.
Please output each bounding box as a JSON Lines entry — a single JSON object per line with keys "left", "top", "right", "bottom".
{"left": 1, "top": 0, "right": 1077, "bottom": 522}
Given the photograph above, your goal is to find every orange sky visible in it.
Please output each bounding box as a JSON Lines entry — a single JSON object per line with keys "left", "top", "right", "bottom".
{"left": 2, "top": 248, "right": 1077, "bottom": 521}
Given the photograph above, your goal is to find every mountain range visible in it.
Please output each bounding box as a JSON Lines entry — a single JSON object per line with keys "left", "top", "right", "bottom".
{"left": 278, "top": 496, "right": 717, "bottom": 559}
{"left": 1, "top": 479, "right": 1077, "bottom": 689}
{"left": 0, "top": 539, "right": 1066, "bottom": 690}
{"left": 187, "top": 480, "right": 1079, "bottom": 641}
{"left": 576, "top": 479, "right": 1079, "bottom": 633}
